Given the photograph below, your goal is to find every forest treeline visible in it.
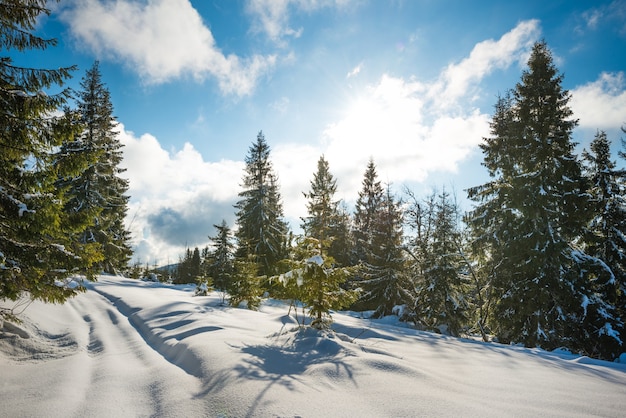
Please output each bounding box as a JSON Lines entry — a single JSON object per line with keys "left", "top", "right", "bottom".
{"left": 1, "top": 2, "right": 624, "bottom": 361}
{"left": 172, "top": 42, "right": 626, "bottom": 361}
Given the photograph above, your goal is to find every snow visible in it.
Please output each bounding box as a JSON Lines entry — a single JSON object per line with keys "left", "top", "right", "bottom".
{"left": 307, "top": 254, "right": 324, "bottom": 265}
{"left": 2, "top": 275, "right": 626, "bottom": 417}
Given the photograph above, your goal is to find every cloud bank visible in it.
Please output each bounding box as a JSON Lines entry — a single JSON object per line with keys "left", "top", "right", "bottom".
{"left": 117, "top": 124, "right": 243, "bottom": 264}
{"left": 61, "top": 0, "right": 276, "bottom": 95}
{"left": 114, "top": 19, "right": 626, "bottom": 266}
{"left": 117, "top": 20, "right": 549, "bottom": 264}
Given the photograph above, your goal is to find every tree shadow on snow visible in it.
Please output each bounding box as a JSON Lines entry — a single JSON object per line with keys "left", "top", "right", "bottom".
{"left": 231, "top": 327, "right": 357, "bottom": 416}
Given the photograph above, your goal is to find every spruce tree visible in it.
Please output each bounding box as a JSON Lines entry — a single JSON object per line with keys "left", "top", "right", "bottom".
{"left": 467, "top": 41, "right": 617, "bottom": 354}
{"left": 580, "top": 130, "right": 626, "bottom": 358}
{"left": 234, "top": 131, "right": 289, "bottom": 278}
{"left": 353, "top": 158, "right": 384, "bottom": 265}
{"left": 206, "top": 220, "right": 235, "bottom": 304}
{"left": 0, "top": 1, "right": 100, "bottom": 314}
{"left": 328, "top": 202, "right": 353, "bottom": 267}
{"left": 357, "top": 184, "right": 413, "bottom": 318}
{"left": 290, "top": 156, "right": 356, "bottom": 328}
{"left": 229, "top": 256, "right": 263, "bottom": 310}
{"left": 301, "top": 156, "right": 340, "bottom": 249}
{"left": 58, "top": 61, "right": 132, "bottom": 274}
{"left": 405, "top": 189, "right": 437, "bottom": 290}
{"left": 414, "top": 189, "right": 469, "bottom": 336}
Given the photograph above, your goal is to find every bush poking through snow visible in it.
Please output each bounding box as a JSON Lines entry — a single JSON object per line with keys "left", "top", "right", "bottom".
{"left": 195, "top": 278, "right": 213, "bottom": 296}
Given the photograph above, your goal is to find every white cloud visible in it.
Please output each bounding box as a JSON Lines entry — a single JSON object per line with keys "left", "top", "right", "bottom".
{"left": 246, "top": 0, "right": 351, "bottom": 44}
{"left": 117, "top": 124, "right": 243, "bottom": 264}
{"left": 314, "top": 20, "right": 538, "bottom": 202}
{"left": 321, "top": 75, "right": 489, "bottom": 201}
{"left": 583, "top": 9, "right": 603, "bottom": 29}
{"left": 61, "top": 0, "right": 276, "bottom": 95}
{"left": 347, "top": 63, "right": 362, "bottom": 78}
{"left": 571, "top": 72, "right": 626, "bottom": 129}
{"left": 115, "top": 20, "right": 541, "bottom": 264}
{"left": 431, "top": 19, "right": 540, "bottom": 109}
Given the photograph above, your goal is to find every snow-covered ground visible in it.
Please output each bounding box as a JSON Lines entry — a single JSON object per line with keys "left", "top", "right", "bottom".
{"left": 2, "top": 275, "right": 626, "bottom": 417}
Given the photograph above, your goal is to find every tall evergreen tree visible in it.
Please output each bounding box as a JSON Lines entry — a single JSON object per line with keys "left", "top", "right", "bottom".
{"left": 353, "top": 158, "right": 384, "bottom": 265}
{"left": 234, "top": 131, "right": 289, "bottom": 278}
{"left": 467, "top": 41, "right": 619, "bottom": 355}
{"left": 0, "top": 1, "right": 100, "bottom": 314}
{"left": 174, "top": 247, "right": 202, "bottom": 284}
{"left": 405, "top": 189, "right": 437, "bottom": 290}
{"left": 580, "top": 130, "right": 626, "bottom": 358}
{"left": 414, "top": 189, "right": 469, "bottom": 336}
{"left": 58, "top": 61, "right": 132, "bottom": 274}
{"left": 301, "top": 156, "right": 341, "bottom": 252}
{"left": 288, "top": 156, "right": 356, "bottom": 328}
{"left": 357, "top": 184, "right": 413, "bottom": 318}
{"left": 328, "top": 202, "right": 353, "bottom": 268}
{"left": 229, "top": 256, "right": 263, "bottom": 310}
{"left": 206, "top": 220, "right": 235, "bottom": 304}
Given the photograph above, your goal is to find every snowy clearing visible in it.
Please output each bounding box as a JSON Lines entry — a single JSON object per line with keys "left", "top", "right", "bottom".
{"left": 2, "top": 275, "right": 626, "bottom": 417}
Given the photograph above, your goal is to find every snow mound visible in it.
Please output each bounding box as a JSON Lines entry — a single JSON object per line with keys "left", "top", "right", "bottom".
{"left": 0, "top": 318, "right": 79, "bottom": 362}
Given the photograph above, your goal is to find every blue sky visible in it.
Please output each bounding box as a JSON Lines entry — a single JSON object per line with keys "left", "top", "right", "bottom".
{"left": 16, "top": 0, "right": 626, "bottom": 265}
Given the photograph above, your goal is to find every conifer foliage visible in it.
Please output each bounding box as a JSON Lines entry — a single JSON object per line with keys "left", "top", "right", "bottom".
{"left": 352, "top": 160, "right": 414, "bottom": 317}
{"left": 277, "top": 236, "right": 356, "bottom": 329}
{"left": 279, "top": 156, "right": 356, "bottom": 328}
{"left": 353, "top": 158, "right": 384, "bottom": 266}
{"left": 467, "top": 41, "right": 620, "bottom": 353}
{"left": 234, "top": 131, "right": 289, "bottom": 278}
{"left": 580, "top": 130, "right": 626, "bottom": 358}
{"left": 0, "top": 1, "right": 98, "bottom": 312}
{"left": 301, "top": 156, "right": 340, "bottom": 250}
{"left": 205, "top": 220, "right": 236, "bottom": 304}
{"left": 59, "top": 61, "right": 132, "bottom": 274}
{"left": 175, "top": 247, "right": 202, "bottom": 284}
{"left": 414, "top": 189, "right": 469, "bottom": 336}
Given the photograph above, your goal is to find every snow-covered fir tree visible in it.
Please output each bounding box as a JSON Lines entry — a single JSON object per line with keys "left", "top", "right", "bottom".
{"left": 328, "top": 202, "right": 354, "bottom": 268}
{"left": 234, "top": 131, "right": 289, "bottom": 279}
{"left": 175, "top": 247, "right": 202, "bottom": 284}
{"left": 0, "top": 1, "right": 101, "bottom": 313}
{"left": 467, "top": 41, "right": 620, "bottom": 356}
{"left": 414, "top": 189, "right": 469, "bottom": 336}
{"left": 405, "top": 189, "right": 436, "bottom": 288}
{"left": 294, "top": 156, "right": 357, "bottom": 328}
{"left": 277, "top": 237, "right": 356, "bottom": 329}
{"left": 301, "top": 156, "right": 340, "bottom": 251}
{"left": 356, "top": 184, "right": 413, "bottom": 318}
{"left": 353, "top": 158, "right": 384, "bottom": 265}
{"left": 580, "top": 130, "right": 626, "bottom": 358}
{"left": 229, "top": 256, "right": 263, "bottom": 310}
{"left": 205, "top": 220, "right": 236, "bottom": 304}
{"left": 58, "top": 61, "right": 132, "bottom": 274}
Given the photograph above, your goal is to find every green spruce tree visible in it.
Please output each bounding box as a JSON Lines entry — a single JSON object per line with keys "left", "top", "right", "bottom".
{"left": 356, "top": 184, "right": 413, "bottom": 318}
{"left": 206, "top": 220, "right": 235, "bottom": 304}
{"left": 0, "top": 1, "right": 101, "bottom": 315}
{"left": 234, "top": 131, "right": 289, "bottom": 278}
{"left": 415, "top": 189, "right": 469, "bottom": 336}
{"left": 288, "top": 156, "right": 356, "bottom": 328}
{"left": 353, "top": 158, "right": 384, "bottom": 265}
{"left": 580, "top": 130, "right": 625, "bottom": 358}
{"left": 58, "top": 61, "right": 132, "bottom": 274}
{"left": 229, "top": 256, "right": 263, "bottom": 310}
{"left": 467, "top": 41, "right": 616, "bottom": 355}
{"left": 301, "top": 156, "right": 339, "bottom": 249}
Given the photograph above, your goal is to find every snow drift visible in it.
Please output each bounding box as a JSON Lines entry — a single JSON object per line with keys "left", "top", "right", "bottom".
{"left": 2, "top": 275, "right": 625, "bottom": 417}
